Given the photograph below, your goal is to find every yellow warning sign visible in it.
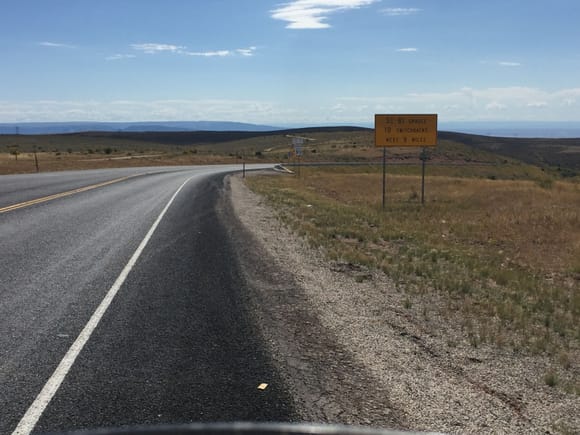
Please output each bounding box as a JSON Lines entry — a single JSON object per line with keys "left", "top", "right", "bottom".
{"left": 375, "top": 114, "right": 438, "bottom": 147}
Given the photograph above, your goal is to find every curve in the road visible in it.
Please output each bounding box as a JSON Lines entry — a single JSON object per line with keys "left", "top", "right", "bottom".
{"left": 1, "top": 165, "right": 292, "bottom": 434}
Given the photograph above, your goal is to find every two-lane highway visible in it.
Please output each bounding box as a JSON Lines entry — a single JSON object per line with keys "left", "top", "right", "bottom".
{"left": 0, "top": 168, "right": 148, "bottom": 209}
{"left": 0, "top": 165, "right": 294, "bottom": 434}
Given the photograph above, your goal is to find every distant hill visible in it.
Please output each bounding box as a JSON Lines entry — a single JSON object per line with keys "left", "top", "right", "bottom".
{"left": 440, "top": 121, "right": 580, "bottom": 139}
{"left": 2, "top": 125, "right": 579, "bottom": 173}
{"left": 64, "top": 126, "right": 369, "bottom": 145}
{"left": 439, "top": 131, "right": 580, "bottom": 172}
{"left": 4, "top": 120, "right": 580, "bottom": 138}
{"left": 0, "top": 121, "right": 280, "bottom": 135}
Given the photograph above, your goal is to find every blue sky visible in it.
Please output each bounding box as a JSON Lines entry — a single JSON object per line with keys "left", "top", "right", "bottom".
{"left": 1, "top": 0, "right": 579, "bottom": 125}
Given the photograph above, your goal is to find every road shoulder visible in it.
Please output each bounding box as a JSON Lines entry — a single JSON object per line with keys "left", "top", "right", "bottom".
{"left": 223, "top": 173, "right": 579, "bottom": 434}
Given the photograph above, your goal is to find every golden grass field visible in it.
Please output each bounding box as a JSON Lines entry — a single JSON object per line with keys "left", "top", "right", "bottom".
{"left": 247, "top": 166, "right": 580, "bottom": 372}
{"left": 2, "top": 128, "right": 551, "bottom": 174}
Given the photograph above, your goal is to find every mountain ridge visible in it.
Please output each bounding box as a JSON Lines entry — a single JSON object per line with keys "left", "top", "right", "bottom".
{"left": 0, "top": 121, "right": 280, "bottom": 135}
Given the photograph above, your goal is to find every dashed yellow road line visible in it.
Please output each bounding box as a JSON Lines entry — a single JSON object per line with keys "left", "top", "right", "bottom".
{"left": 0, "top": 175, "right": 134, "bottom": 214}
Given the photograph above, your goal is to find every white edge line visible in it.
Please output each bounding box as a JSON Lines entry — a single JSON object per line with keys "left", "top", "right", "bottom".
{"left": 12, "top": 175, "right": 196, "bottom": 435}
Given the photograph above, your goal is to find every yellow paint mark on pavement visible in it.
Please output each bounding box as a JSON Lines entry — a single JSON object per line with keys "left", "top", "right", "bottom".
{"left": 0, "top": 175, "right": 134, "bottom": 214}
{"left": 257, "top": 383, "right": 268, "bottom": 390}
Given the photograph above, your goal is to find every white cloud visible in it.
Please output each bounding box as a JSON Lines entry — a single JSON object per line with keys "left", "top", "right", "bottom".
{"left": 499, "top": 61, "right": 521, "bottom": 67}
{"left": 382, "top": 7, "right": 422, "bottom": 16}
{"left": 38, "top": 41, "right": 76, "bottom": 49}
{"left": 130, "top": 43, "right": 257, "bottom": 58}
{"left": 554, "top": 88, "right": 580, "bottom": 99}
{"left": 486, "top": 101, "right": 507, "bottom": 111}
{"left": 331, "top": 103, "right": 347, "bottom": 112}
{"left": 396, "top": 47, "right": 417, "bottom": 52}
{"left": 130, "top": 43, "right": 185, "bottom": 54}
{"left": 237, "top": 46, "right": 258, "bottom": 57}
{"left": 271, "top": 0, "right": 378, "bottom": 29}
{"left": 184, "top": 50, "right": 231, "bottom": 57}
{"left": 3, "top": 87, "right": 580, "bottom": 124}
{"left": 333, "top": 86, "right": 580, "bottom": 122}
{"left": 0, "top": 99, "right": 281, "bottom": 123}
{"left": 106, "top": 54, "right": 137, "bottom": 61}
{"left": 563, "top": 98, "right": 576, "bottom": 106}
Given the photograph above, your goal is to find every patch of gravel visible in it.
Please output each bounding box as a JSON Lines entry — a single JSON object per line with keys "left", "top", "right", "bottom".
{"left": 224, "top": 173, "right": 579, "bottom": 435}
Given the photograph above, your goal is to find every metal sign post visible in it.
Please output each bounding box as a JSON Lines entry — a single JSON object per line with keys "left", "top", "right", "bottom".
{"left": 382, "top": 147, "right": 387, "bottom": 209}
{"left": 285, "top": 134, "right": 316, "bottom": 178}
{"left": 420, "top": 148, "right": 428, "bottom": 205}
{"left": 292, "top": 137, "right": 304, "bottom": 177}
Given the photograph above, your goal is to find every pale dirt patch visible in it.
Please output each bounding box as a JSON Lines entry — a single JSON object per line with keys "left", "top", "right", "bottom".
{"left": 226, "top": 173, "right": 579, "bottom": 435}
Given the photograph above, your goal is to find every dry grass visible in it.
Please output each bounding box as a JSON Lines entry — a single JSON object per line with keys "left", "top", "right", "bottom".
{"left": 1, "top": 129, "right": 524, "bottom": 167}
{"left": 247, "top": 168, "right": 580, "bottom": 358}
{"left": 0, "top": 151, "right": 261, "bottom": 175}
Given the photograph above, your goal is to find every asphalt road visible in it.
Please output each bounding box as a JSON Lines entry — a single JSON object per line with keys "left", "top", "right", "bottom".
{"left": 0, "top": 165, "right": 295, "bottom": 434}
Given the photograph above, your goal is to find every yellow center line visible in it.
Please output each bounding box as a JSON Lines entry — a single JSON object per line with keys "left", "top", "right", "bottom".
{"left": 0, "top": 175, "right": 135, "bottom": 214}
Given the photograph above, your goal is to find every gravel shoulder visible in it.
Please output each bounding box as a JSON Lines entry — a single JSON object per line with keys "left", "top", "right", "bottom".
{"left": 223, "top": 173, "right": 579, "bottom": 434}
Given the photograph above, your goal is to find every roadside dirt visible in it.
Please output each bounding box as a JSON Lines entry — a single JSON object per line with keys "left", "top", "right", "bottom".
{"left": 224, "top": 172, "right": 579, "bottom": 435}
